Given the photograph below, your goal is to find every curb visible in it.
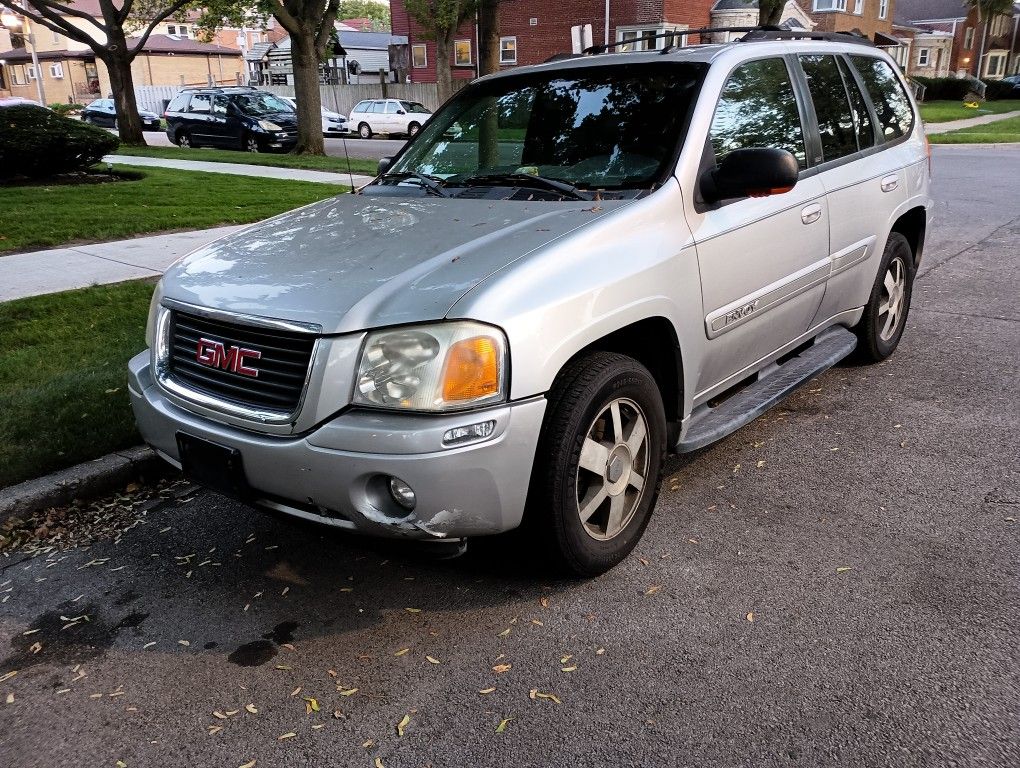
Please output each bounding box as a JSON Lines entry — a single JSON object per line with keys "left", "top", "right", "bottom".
{"left": 0, "top": 446, "right": 171, "bottom": 524}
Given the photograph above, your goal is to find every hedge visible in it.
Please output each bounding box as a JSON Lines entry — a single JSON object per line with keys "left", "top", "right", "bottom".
{"left": 0, "top": 104, "right": 119, "bottom": 180}
{"left": 914, "top": 76, "right": 1017, "bottom": 102}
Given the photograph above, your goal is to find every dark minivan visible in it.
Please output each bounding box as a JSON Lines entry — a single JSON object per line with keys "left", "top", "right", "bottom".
{"left": 163, "top": 87, "right": 298, "bottom": 153}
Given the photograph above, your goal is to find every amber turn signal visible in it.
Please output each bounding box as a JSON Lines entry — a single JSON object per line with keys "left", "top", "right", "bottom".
{"left": 441, "top": 335, "right": 501, "bottom": 402}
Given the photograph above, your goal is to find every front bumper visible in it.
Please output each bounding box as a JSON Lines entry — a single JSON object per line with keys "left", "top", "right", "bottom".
{"left": 128, "top": 352, "right": 546, "bottom": 539}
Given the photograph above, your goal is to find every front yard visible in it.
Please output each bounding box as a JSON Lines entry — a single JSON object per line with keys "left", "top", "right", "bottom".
{"left": 113, "top": 145, "right": 379, "bottom": 175}
{"left": 0, "top": 281, "right": 154, "bottom": 488}
{"left": 929, "top": 116, "right": 1020, "bottom": 144}
{"left": 0, "top": 166, "right": 346, "bottom": 253}
{"left": 919, "top": 99, "right": 1020, "bottom": 123}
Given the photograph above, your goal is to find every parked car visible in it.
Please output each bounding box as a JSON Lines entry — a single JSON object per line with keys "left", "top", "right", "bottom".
{"left": 349, "top": 98, "right": 432, "bottom": 138}
{"left": 1000, "top": 74, "right": 1020, "bottom": 94}
{"left": 81, "top": 98, "right": 161, "bottom": 131}
{"left": 163, "top": 87, "right": 298, "bottom": 152}
{"left": 130, "top": 33, "right": 930, "bottom": 576}
{"left": 280, "top": 96, "right": 348, "bottom": 136}
{"left": 0, "top": 96, "right": 44, "bottom": 109}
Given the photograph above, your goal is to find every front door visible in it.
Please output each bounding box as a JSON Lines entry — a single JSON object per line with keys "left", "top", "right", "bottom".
{"left": 687, "top": 56, "right": 830, "bottom": 396}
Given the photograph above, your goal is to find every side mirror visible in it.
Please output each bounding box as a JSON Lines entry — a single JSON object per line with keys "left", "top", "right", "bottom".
{"left": 396, "top": 109, "right": 406, "bottom": 115}
{"left": 700, "top": 148, "right": 799, "bottom": 205}
{"left": 378, "top": 156, "right": 392, "bottom": 176}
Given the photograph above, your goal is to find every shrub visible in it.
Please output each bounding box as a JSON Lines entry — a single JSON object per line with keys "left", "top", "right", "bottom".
{"left": 983, "top": 79, "right": 1017, "bottom": 100}
{"left": 0, "top": 105, "right": 119, "bottom": 180}
{"left": 913, "top": 77, "right": 974, "bottom": 102}
{"left": 48, "top": 102, "right": 85, "bottom": 116}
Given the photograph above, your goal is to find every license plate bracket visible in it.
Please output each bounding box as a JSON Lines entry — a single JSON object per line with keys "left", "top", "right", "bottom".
{"left": 176, "top": 433, "right": 250, "bottom": 500}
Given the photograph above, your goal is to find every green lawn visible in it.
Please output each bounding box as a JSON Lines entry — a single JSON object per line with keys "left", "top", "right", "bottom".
{"left": 929, "top": 116, "right": 1020, "bottom": 144}
{"left": 919, "top": 99, "right": 1020, "bottom": 123}
{"left": 0, "top": 281, "right": 154, "bottom": 488}
{"left": 113, "top": 145, "right": 379, "bottom": 176}
{"left": 0, "top": 166, "right": 346, "bottom": 253}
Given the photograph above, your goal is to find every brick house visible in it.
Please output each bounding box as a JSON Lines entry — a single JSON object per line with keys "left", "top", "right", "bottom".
{"left": 889, "top": 23, "right": 954, "bottom": 77}
{"left": 793, "top": 0, "right": 898, "bottom": 44}
{"left": 390, "top": 0, "right": 716, "bottom": 84}
{"left": 896, "top": 0, "right": 1020, "bottom": 79}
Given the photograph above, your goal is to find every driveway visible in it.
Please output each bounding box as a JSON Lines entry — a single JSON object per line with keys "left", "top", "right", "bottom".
{"left": 1, "top": 146, "right": 1018, "bottom": 767}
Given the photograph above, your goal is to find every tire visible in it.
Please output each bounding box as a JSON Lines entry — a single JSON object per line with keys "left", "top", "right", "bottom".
{"left": 113, "top": 119, "right": 118, "bottom": 130}
{"left": 177, "top": 131, "right": 192, "bottom": 149}
{"left": 244, "top": 134, "right": 260, "bottom": 153}
{"left": 852, "top": 232, "right": 915, "bottom": 363}
{"left": 525, "top": 352, "right": 667, "bottom": 577}
{"left": 82, "top": 115, "right": 92, "bottom": 125}
{"left": 358, "top": 122, "right": 372, "bottom": 139}
{"left": 408, "top": 121, "right": 421, "bottom": 138}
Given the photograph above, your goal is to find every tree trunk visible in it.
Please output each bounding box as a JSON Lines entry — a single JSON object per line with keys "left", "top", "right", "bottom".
{"left": 290, "top": 29, "right": 326, "bottom": 155}
{"left": 435, "top": 33, "right": 454, "bottom": 105}
{"left": 103, "top": 42, "right": 145, "bottom": 146}
{"left": 478, "top": 0, "right": 500, "bottom": 77}
{"left": 759, "top": 1, "right": 784, "bottom": 27}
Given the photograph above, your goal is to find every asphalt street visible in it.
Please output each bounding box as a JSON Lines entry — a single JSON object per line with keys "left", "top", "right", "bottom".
{"left": 142, "top": 130, "right": 406, "bottom": 162}
{"left": 1, "top": 146, "right": 1018, "bottom": 767}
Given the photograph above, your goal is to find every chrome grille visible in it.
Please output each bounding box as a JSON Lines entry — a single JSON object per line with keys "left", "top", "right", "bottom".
{"left": 167, "top": 310, "right": 316, "bottom": 414}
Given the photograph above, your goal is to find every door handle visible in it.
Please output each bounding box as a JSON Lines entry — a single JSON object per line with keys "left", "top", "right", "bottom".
{"left": 881, "top": 174, "right": 899, "bottom": 192}
{"left": 801, "top": 203, "right": 823, "bottom": 225}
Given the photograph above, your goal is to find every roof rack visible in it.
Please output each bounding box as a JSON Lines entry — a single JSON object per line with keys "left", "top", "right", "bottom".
{"left": 581, "top": 25, "right": 874, "bottom": 55}
{"left": 179, "top": 85, "right": 261, "bottom": 92}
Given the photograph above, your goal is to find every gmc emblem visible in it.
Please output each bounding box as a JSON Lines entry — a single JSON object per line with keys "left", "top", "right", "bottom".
{"left": 195, "top": 337, "right": 262, "bottom": 377}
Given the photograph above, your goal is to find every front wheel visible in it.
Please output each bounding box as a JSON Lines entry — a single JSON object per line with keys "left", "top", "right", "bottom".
{"left": 177, "top": 132, "right": 192, "bottom": 149}
{"left": 525, "top": 352, "right": 666, "bottom": 577}
{"left": 358, "top": 122, "right": 372, "bottom": 139}
{"left": 408, "top": 121, "right": 421, "bottom": 138}
{"left": 852, "top": 232, "right": 915, "bottom": 363}
{"left": 244, "top": 135, "right": 260, "bottom": 153}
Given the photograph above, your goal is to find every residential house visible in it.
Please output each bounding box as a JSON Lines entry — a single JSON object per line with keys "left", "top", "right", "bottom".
{"left": 795, "top": 0, "right": 898, "bottom": 44}
{"left": 261, "top": 29, "right": 409, "bottom": 86}
{"left": 888, "top": 23, "right": 954, "bottom": 77}
{"left": 709, "top": 1, "right": 816, "bottom": 40}
{"left": 390, "top": 0, "right": 718, "bottom": 84}
{"left": 896, "top": 0, "right": 1020, "bottom": 79}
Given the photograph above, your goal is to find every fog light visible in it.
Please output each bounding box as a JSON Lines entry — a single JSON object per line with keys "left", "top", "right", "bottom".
{"left": 442, "top": 420, "right": 496, "bottom": 446}
{"left": 388, "top": 477, "right": 417, "bottom": 510}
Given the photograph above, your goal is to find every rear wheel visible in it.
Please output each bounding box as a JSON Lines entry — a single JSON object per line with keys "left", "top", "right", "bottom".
{"left": 177, "top": 131, "right": 192, "bottom": 149}
{"left": 852, "top": 232, "right": 915, "bottom": 363}
{"left": 525, "top": 352, "right": 666, "bottom": 577}
{"left": 408, "top": 121, "right": 421, "bottom": 138}
{"left": 359, "top": 122, "right": 372, "bottom": 139}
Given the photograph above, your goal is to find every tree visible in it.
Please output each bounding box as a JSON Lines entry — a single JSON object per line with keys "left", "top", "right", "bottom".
{"left": 200, "top": 0, "right": 339, "bottom": 154}
{"left": 336, "top": 0, "right": 387, "bottom": 29}
{"left": 404, "top": 0, "right": 475, "bottom": 104}
{"left": 758, "top": 0, "right": 784, "bottom": 27}
{"left": 477, "top": 0, "right": 498, "bottom": 76}
{"left": 0, "top": 0, "right": 194, "bottom": 145}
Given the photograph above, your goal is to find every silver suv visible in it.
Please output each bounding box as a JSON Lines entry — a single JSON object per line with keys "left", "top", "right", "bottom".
{"left": 130, "top": 32, "right": 931, "bottom": 576}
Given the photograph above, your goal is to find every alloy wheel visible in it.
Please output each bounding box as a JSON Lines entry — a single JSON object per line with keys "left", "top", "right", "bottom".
{"left": 178, "top": 134, "right": 191, "bottom": 148}
{"left": 246, "top": 136, "right": 259, "bottom": 153}
{"left": 878, "top": 256, "right": 906, "bottom": 342}
{"left": 575, "top": 397, "right": 650, "bottom": 541}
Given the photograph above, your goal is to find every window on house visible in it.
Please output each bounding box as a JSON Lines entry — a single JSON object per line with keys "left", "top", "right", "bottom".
{"left": 411, "top": 44, "right": 427, "bottom": 68}
{"left": 986, "top": 54, "right": 1006, "bottom": 78}
{"left": 49, "top": 62, "right": 63, "bottom": 79}
{"left": 11, "top": 65, "right": 26, "bottom": 86}
{"left": 500, "top": 36, "right": 517, "bottom": 64}
{"left": 799, "top": 54, "right": 859, "bottom": 162}
{"left": 879, "top": 0, "right": 888, "bottom": 18}
{"left": 616, "top": 26, "right": 685, "bottom": 52}
{"left": 167, "top": 24, "right": 190, "bottom": 38}
{"left": 455, "top": 39, "right": 472, "bottom": 66}
{"left": 51, "top": 28, "right": 61, "bottom": 44}
{"left": 814, "top": 0, "right": 848, "bottom": 10}
{"left": 964, "top": 27, "right": 974, "bottom": 49}
{"left": 710, "top": 57, "right": 807, "bottom": 169}
{"left": 26, "top": 65, "right": 36, "bottom": 81}
{"left": 917, "top": 48, "right": 930, "bottom": 66}
{"left": 854, "top": 0, "right": 865, "bottom": 16}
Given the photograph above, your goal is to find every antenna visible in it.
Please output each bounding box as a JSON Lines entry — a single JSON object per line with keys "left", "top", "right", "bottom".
{"left": 340, "top": 131, "right": 356, "bottom": 194}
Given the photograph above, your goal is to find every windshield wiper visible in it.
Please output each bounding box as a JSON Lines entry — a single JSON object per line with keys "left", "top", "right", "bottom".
{"left": 458, "top": 172, "right": 591, "bottom": 201}
{"left": 380, "top": 171, "right": 450, "bottom": 197}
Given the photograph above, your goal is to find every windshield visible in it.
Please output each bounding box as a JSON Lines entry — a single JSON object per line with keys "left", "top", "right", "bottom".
{"left": 384, "top": 62, "right": 705, "bottom": 191}
{"left": 401, "top": 101, "right": 430, "bottom": 114}
{"left": 234, "top": 92, "right": 294, "bottom": 116}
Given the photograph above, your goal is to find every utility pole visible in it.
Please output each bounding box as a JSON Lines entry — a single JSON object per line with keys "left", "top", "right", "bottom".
{"left": 1, "top": 7, "right": 45, "bottom": 104}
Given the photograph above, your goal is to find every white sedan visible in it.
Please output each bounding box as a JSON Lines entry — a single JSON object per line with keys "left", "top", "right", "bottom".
{"left": 282, "top": 97, "right": 349, "bottom": 136}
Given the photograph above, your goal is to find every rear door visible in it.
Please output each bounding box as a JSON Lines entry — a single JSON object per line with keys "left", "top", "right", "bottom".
{"left": 687, "top": 56, "right": 831, "bottom": 395}
{"left": 185, "top": 93, "right": 215, "bottom": 143}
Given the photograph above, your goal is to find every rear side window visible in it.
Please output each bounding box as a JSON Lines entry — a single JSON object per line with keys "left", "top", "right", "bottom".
{"left": 709, "top": 57, "right": 807, "bottom": 169}
{"left": 353, "top": 100, "right": 368, "bottom": 112}
{"left": 799, "top": 54, "right": 858, "bottom": 162}
{"left": 384, "top": 101, "right": 399, "bottom": 113}
{"left": 188, "top": 94, "right": 211, "bottom": 114}
{"left": 837, "top": 56, "right": 875, "bottom": 151}
{"left": 167, "top": 94, "right": 189, "bottom": 112}
{"left": 849, "top": 55, "right": 914, "bottom": 140}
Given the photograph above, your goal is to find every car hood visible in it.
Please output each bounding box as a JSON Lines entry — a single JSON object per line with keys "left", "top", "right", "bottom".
{"left": 161, "top": 194, "right": 628, "bottom": 334}
{"left": 139, "top": 110, "right": 159, "bottom": 119}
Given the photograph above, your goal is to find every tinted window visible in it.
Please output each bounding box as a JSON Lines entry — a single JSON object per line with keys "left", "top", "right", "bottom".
{"left": 800, "top": 54, "right": 857, "bottom": 162}
{"left": 850, "top": 55, "right": 914, "bottom": 140}
{"left": 709, "top": 58, "right": 806, "bottom": 169}
{"left": 213, "top": 95, "right": 229, "bottom": 114}
{"left": 384, "top": 101, "right": 399, "bottom": 113}
{"left": 188, "top": 94, "right": 211, "bottom": 114}
{"left": 167, "top": 94, "right": 189, "bottom": 112}
{"left": 837, "top": 56, "right": 875, "bottom": 150}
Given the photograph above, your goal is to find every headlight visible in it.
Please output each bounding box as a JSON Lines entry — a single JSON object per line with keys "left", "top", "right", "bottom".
{"left": 144, "top": 284, "right": 163, "bottom": 348}
{"left": 258, "top": 119, "right": 282, "bottom": 131}
{"left": 354, "top": 321, "right": 507, "bottom": 411}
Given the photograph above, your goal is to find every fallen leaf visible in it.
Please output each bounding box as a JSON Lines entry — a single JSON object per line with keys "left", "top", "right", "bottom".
{"left": 213, "top": 711, "right": 227, "bottom": 720}
{"left": 116, "top": 761, "right": 126, "bottom": 767}
{"left": 394, "top": 648, "right": 410, "bottom": 657}
{"left": 540, "top": 597, "right": 550, "bottom": 608}
{"left": 178, "top": 640, "right": 190, "bottom": 647}
{"left": 478, "top": 687, "right": 496, "bottom": 694}
{"left": 245, "top": 704, "right": 258, "bottom": 714}
{"left": 304, "top": 696, "right": 320, "bottom": 713}
{"left": 645, "top": 585, "right": 662, "bottom": 595}
{"left": 531, "top": 619, "right": 544, "bottom": 626}
{"left": 278, "top": 732, "right": 296, "bottom": 741}
{"left": 396, "top": 713, "right": 411, "bottom": 736}
{"left": 405, "top": 608, "right": 421, "bottom": 613}
{"left": 746, "top": 612, "right": 755, "bottom": 623}
{"left": 426, "top": 656, "right": 440, "bottom": 665}
{"left": 560, "top": 655, "right": 573, "bottom": 664}
{"left": 531, "top": 690, "right": 562, "bottom": 704}
{"left": 638, "top": 557, "right": 649, "bottom": 566}
{"left": 561, "top": 666, "right": 577, "bottom": 672}
{"left": 5, "top": 692, "right": 13, "bottom": 704}
{"left": 497, "top": 628, "right": 511, "bottom": 638}
{"left": 290, "top": 687, "right": 302, "bottom": 697}
{"left": 836, "top": 566, "right": 853, "bottom": 574}
{"left": 207, "top": 725, "right": 222, "bottom": 735}
{"left": 238, "top": 761, "right": 256, "bottom": 768}
{"left": 596, "top": 648, "right": 606, "bottom": 655}
{"left": 338, "top": 688, "right": 358, "bottom": 696}
{"left": 492, "top": 663, "right": 512, "bottom": 674}
{"left": 495, "top": 717, "right": 512, "bottom": 733}
{"left": 361, "top": 739, "right": 374, "bottom": 748}
{"left": 375, "top": 758, "right": 385, "bottom": 768}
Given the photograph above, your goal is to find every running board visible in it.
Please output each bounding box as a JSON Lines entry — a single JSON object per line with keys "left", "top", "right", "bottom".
{"left": 677, "top": 327, "right": 857, "bottom": 453}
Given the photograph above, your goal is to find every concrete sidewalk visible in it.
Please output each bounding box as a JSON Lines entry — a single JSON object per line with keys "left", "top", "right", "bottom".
{"left": 104, "top": 154, "right": 375, "bottom": 186}
{"left": 0, "top": 225, "right": 243, "bottom": 302}
{"left": 925, "top": 109, "right": 1020, "bottom": 134}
